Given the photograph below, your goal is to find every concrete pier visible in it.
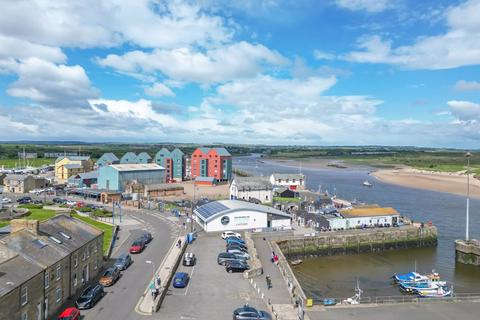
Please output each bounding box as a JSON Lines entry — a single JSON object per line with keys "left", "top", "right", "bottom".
{"left": 455, "top": 239, "right": 480, "bottom": 266}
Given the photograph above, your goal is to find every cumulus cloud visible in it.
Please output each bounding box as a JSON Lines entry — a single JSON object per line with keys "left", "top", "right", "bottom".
{"left": 97, "top": 42, "right": 287, "bottom": 84}
{"left": 341, "top": 0, "right": 480, "bottom": 69}
{"left": 447, "top": 100, "right": 480, "bottom": 122}
{"left": 454, "top": 80, "right": 480, "bottom": 92}
{"left": 6, "top": 58, "right": 99, "bottom": 107}
{"left": 313, "top": 50, "right": 336, "bottom": 60}
{"left": 144, "top": 83, "right": 175, "bottom": 97}
{"left": 0, "top": 0, "right": 230, "bottom": 49}
{"left": 334, "top": 0, "right": 393, "bottom": 13}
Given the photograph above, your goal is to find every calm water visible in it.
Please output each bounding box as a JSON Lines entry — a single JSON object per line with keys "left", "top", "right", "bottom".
{"left": 234, "top": 156, "right": 480, "bottom": 298}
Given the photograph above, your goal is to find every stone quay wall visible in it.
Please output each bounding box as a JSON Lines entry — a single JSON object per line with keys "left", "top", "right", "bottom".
{"left": 277, "top": 226, "right": 437, "bottom": 259}
{"left": 455, "top": 239, "right": 480, "bottom": 266}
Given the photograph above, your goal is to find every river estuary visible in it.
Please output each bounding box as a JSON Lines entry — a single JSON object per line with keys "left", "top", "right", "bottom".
{"left": 234, "top": 156, "right": 480, "bottom": 300}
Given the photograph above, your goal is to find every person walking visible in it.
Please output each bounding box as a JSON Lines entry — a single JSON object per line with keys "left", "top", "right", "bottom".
{"left": 271, "top": 251, "right": 275, "bottom": 263}
{"left": 266, "top": 275, "right": 272, "bottom": 290}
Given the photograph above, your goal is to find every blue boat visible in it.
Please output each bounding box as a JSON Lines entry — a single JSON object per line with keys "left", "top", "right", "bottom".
{"left": 323, "top": 298, "right": 336, "bottom": 306}
{"left": 393, "top": 272, "right": 440, "bottom": 285}
{"left": 400, "top": 280, "right": 446, "bottom": 293}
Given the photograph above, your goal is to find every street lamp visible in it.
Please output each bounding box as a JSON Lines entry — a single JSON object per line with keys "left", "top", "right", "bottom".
{"left": 465, "top": 152, "right": 471, "bottom": 242}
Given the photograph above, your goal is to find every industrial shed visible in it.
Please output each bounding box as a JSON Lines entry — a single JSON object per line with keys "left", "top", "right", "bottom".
{"left": 194, "top": 200, "right": 291, "bottom": 232}
{"left": 97, "top": 163, "right": 165, "bottom": 192}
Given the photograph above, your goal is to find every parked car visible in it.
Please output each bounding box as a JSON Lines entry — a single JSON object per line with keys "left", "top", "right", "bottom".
{"left": 221, "top": 231, "right": 242, "bottom": 239}
{"left": 66, "top": 200, "right": 77, "bottom": 206}
{"left": 226, "top": 260, "right": 250, "bottom": 273}
{"left": 172, "top": 272, "right": 190, "bottom": 288}
{"left": 57, "top": 307, "right": 80, "bottom": 320}
{"left": 52, "top": 197, "right": 63, "bottom": 204}
{"left": 233, "top": 304, "right": 272, "bottom": 320}
{"left": 75, "top": 285, "right": 104, "bottom": 309}
{"left": 227, "top": 249, "right": 250, "bottom": 260}
{"left": 226, "top": 238, "right": 246, "bottom": 245}
{"left": 129, "top": 239, "right": 146, "bottom": 254}
{"left": 99, "top": 266, "right": 121, "bottom": 286}
{"left": 227, "top": 243, "right": 248, "bottom": 252}
{"left": 33, "top": 199, "right": 43, "bottom": 204}
{"left": 217, "top": 252, "right": 246, "bottom": 266}
{"left": 141, "top": 232, "right": 153, "bottom": 243}
{"left": 182, "top": 252, "right": 196, "bottom": 266}
{"left": 1, "top": 198, "right": 12, "bottom": 204}
{"left": 114, "top": 253, "right": 132, "bottom": 270}
{"left": 17, "top": 196, "right": 32, "bottom": 204}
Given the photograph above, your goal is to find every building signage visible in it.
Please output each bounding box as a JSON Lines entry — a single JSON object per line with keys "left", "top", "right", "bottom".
{"left": 221, "top": 216, "right": 230, "bottom": 225}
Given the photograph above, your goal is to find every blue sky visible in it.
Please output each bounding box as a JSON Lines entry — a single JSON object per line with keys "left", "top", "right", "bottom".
{"left": 0, "top": 0, "right": 479, "bottom": 147}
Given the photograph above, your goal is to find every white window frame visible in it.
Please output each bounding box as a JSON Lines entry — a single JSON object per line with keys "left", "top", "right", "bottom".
{"left": 82, "top": 249, "right": 87, "bottom": 261}
{"left": 20, "top": 286, "right": 28, "bottom": 306}
{"left": 56, "top": 264, "right": 61, "bottom": 281}
{"left": 44, "top": 271, "right": 50, "bottom": 289}
{"left": 73, "top": 254, "right": 78, "bottom": 268}
{"left": 55, "top": 287, "right": 62, "bottom": 303}
{"left": 21, "top": 311, "right": 28, "bottom": 320}
{"left": 73, "top": 273, "right": 77, "bottom": 287}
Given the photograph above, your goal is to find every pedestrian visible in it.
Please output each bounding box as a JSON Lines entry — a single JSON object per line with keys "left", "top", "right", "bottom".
{"left": 266, "top": 275, "right": 272, "bottom": 290}
{"left": 177, "top": 239, "right": 182, "bottom": 248}
{"left": 274, "top": 254, "right": 279, "bottom": 264}
{"left": 271, "top": 251, "right": 275, "bottom": 263}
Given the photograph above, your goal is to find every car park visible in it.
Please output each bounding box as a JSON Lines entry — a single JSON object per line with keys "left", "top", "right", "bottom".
{"left": 141, "top": 232, "right": 153, "bottom": 243}
{"left": 99, "top": 266, "right": 121, "bottom": 286}
{"left": 57, "top": 307, "right": 80, "bottom": 320}
{"left": 221, "top": 231, "right": 242, "bottom": 239}
{"left": 233, "top": 304, "right": 272, "bottom": 320}
{"left": 172, "top": 272, "right": 190, "bottom": 288}
{"left": 129, "top": 239, "right": 146, "bottom": 254}
{"left": 183, "top": 252, "right": 196, "bottom": 266}
{"left": 75, "top": 285, "right": 104, "bottom": 309}
{"left": 226, "top": 260, "right": 250, "bottom": 273}
{"left": 227, "top": 249, "right": 250, "bottom": 260}
{"left": 217, "top": 252, "right": 246, "bottom": 266}
{"left": 114, "top": 253, "right": 132, "bottom": 270}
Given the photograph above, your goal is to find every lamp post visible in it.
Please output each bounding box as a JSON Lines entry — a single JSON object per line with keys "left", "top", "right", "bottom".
{"left": 465, "top": 152, "right": 471, "bottom": 242}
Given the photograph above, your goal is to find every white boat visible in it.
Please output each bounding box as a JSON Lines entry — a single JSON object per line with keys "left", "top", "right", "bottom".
{"left": 342, "top": 280, "right": 363, "bottom": 305}
{"left": 417, "top": 285, "right": 452, "bottom": 298}
{"left": 362, "top": 180, "right": 373, "bottom": 187}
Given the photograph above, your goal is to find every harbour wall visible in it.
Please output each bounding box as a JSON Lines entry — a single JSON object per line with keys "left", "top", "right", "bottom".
{"left": 455, "top": 239, "right": 480, "bottom": 266}
{"left": 276, "top": 226, "right": 437, "bottom": 259}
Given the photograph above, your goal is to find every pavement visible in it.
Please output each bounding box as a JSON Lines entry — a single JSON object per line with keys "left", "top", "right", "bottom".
{"left": 157, "top": 232, "right": 267, "bottom": 320}
{"left": 307, "top": 300, "right": 480, "bottom": 320}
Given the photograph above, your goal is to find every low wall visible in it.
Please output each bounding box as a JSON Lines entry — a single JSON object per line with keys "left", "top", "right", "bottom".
{"left": 455, "top": 239, "right": 480, "bottom": 266}
{"left": 243, "top": 232, "right": 263, "bottom": 279}
{"left": 277, "top": 226, "right": 437, "bottom": 259}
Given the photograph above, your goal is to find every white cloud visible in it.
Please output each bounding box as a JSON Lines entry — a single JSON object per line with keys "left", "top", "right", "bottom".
{"left": 313, "top": 50, "right": 336, "bottom": 60}
{"left": 454, "top": 80, "right": 480, "bottom": 92}
{"left": 341, "top": 0, "right": 480, "bottom": 69}
{"left": 144, "top": 83, "right": 175, "bottom": 97}
{"left": 334, "top": 0, "right": 393, "bottom": 13}
{"left": 97, "top": 42, "right": 287, "bottom": 84}
{"left": 0, "top": 0, "right": 230, "bottom": 49}
{"left": 7, "top": 58, "right": 98, "bottom": 107}
{"left": 447, "top": 100, "right": 480, "bottom": 122}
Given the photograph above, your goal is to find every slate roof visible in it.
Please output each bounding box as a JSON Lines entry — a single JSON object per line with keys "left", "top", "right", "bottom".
{"left": 96, "top": 153, "right": 119, "bottom": 164}
{"left": 110, "top": 163, "right": 164, "bottom": 172}
{"left": 271, "top": 173, "right": 305, "bottom": 180}
{"left": 0, "top": 244, "right": 43, "bottom": 299}
{"left": 5, "top": 174, "right": 31, "bottom": 181}
{"left": 171, "top": 148, "right": 184, "bottom": 156}
{"left": 233, "top": 177, "right": 272, "bottom": 191}
{"left": 55, "top": 156, "right": 91, "bottom": 163}
{"left": 64, "top": 164, "right": 83, "bottom": 169}
{"left": 213, "top": 147, "right": 231, "bottom": 156}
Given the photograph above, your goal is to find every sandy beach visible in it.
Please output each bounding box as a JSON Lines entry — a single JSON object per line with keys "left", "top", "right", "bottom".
{"left": 373, "top": 167, "right": 480, "bottom": 199}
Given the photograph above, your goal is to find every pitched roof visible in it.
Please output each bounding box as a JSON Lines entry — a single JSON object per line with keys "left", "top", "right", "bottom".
{"left": 155, "top": 148, "right": 171, "bottom": 158}
{"left": 213, "top": 147, "right": 231, "bottom": 156}
{"left": 55, "top": 156, "right": 91, "bottom": 163}
{"left": 171, "top": 148, "right": 184, "bottom": 156}
{"left": 233, "top": 177, "right": 272, "bottom": 191}
{"left": 340, "top": 207, "right": 399, "bottom": 218}
{"left": 96, "top": 153, "right": 119, "bottom": 163}
{"left": 136, "top": 152, "right": 152, "bottom": 160}
{"left": 272, "top": 173, "right": 305, "bottom": 180}
{"left": 0, "top": 244, "right": 43, "bottom": 298}
{"left": 64, "top": 163, "right": 83, "bottom": 169}
{"left": 120, "top": 152, "right": 137, "bottom": 163}
{"left": 109, "top": 163, "right": 164, "bottom": 172}
{"left": 5, "top": 174, "right": 31, "bottom": 181}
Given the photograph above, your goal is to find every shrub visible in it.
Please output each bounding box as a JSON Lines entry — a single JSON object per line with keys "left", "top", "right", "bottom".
{"left": 18, "top": 204, "right": 43, "bottom": 209}
{"left": 93, "top": 209, "right": 112, "bottom": 217}
{"left": 78, "top": 207, "right": 92, "bottom": 213}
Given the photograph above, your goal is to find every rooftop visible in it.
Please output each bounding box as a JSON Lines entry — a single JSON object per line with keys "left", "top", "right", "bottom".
{"left": 5, "top": 174, "right": 31, "bottom": 181}
{"left": 233, "top": 176, "right": 272, "bottom": 191}
{"left": 195, "top": 199, "right": 290, "bottom": 223}
{"left": 272, "top": 173, "right": 305, "bottom": 180}
{"left": 96, "top": 153, "right": 119, "bottom": 163}
{"left": 145, "top": 183, "right": 184, "bottom": 191}
{"left": 55, "top": 156, "right": 91, "bottom": 163}
{"left": 340, "top": 207, "right": 400, "bottom": 218}
{"left": 109, "top": 163, "right": 164, "bottom": 172}
{"left": 64, "top": 163, "right": 83, "bottom": 169}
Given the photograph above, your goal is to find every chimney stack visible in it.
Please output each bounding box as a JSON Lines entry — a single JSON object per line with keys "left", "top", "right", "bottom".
{"left": 10, "top": 219, "right": 39, "bottom": 235}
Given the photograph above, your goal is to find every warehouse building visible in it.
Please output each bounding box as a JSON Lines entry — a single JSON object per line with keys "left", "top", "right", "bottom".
{"left": 97, "top": 163, "right": 165, "bottom": 192}
{"left": 194, "top": 200, "right": 291, "bottom": 232}
{"left": 229, "top": 176, "right": 273, "bottom": 204}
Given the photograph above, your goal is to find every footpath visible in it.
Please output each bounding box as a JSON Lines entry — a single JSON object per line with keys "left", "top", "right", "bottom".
{"left": 251, "top": 235, "right": 305, "bottom": 320}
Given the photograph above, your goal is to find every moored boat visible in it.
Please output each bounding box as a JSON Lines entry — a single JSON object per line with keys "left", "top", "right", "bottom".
{"left": 417, "top": 285, "right": 452, "bottom": 298}
{"left": 362, "top": 180, "right": 373, "bottom": 187}
{"left": 393, "top": 271, "right": 440, "bottom": 284}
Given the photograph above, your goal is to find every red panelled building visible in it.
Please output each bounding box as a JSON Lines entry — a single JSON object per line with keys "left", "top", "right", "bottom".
{"left": 190, "top": 147, "right": 232, "bottom": 182}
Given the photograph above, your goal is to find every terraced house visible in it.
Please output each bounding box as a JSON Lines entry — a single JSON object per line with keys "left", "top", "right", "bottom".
{"left": 0, "top": 215, "right": 103, "bottom": 320}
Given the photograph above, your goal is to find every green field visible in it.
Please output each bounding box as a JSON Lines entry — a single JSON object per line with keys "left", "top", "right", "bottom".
{"left": 18, "top": 205, "right": 56, "bottom": 221}
{"left": 0, "top": 158, "right": 54, "bottom": 168}
{"left": 273, "top": 196, "right": 301, "bottom": 203}
{"left": 72, "top": 213, "right": 113, "bottom": 255}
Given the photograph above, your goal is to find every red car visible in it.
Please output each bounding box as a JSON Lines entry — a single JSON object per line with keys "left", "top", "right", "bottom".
{"left": 129, "top": 239, "right": 146, "bottom": 254}
{"left": 57, "top": 307, "right": 80, "bottom": 320}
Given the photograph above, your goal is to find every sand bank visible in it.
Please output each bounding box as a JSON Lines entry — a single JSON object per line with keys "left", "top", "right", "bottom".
{"left": 373, "top": 167, "right": 480, "bottom": 199}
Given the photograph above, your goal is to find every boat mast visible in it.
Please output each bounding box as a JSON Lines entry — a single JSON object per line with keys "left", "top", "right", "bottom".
{"left": 465, "top": 152, "right": 471, "bottom": 242}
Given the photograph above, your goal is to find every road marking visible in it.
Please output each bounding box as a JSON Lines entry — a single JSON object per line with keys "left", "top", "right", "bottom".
{"left": 184, "top": 266, "right": 194, "bottom": 296}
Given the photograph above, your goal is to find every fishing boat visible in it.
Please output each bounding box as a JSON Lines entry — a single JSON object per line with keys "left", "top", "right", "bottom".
{"left": 393, "top": 272, "right": 430, "bottom": 284}
{"left": 417, "top": 285, "right": 452, "bottom": 298}
{"left": 362, "top": 180, "right": 373, "bottom": 187}
{"left": 400, "top": 280, "right": 446, "bottom": 293}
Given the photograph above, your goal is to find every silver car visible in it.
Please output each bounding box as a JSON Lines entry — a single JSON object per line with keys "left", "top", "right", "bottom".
{"left": 227, "top": 249, "right": 250, "bottom": 260}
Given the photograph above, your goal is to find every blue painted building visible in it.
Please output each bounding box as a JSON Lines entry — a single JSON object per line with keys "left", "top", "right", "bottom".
{"left": 120, "top": 152, "right": 137, "bottom": 164}
{"left": 95, "top": 153, "right": 119, "bottom": 167}
{"left": 97, "top": 163, "right": 165, "bottom": 191}
{"left": 154, "top": 147, "right": 185, "bottom": 182}
{"left": 136, "top": 152, "right": 152, "bottom": 164}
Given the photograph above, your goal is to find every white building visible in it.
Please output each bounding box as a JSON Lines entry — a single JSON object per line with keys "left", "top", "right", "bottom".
{"left": 270, "top": 173, "right": 305, "bottom": 190}
{"left": 318, "top": 207, "right": 400, "bottom": 230}
{"left": 230, "top": 177, "right": 273, "bottom": 204}
{"left": 194, "top": 200, "right": 292, "bottom": 232}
